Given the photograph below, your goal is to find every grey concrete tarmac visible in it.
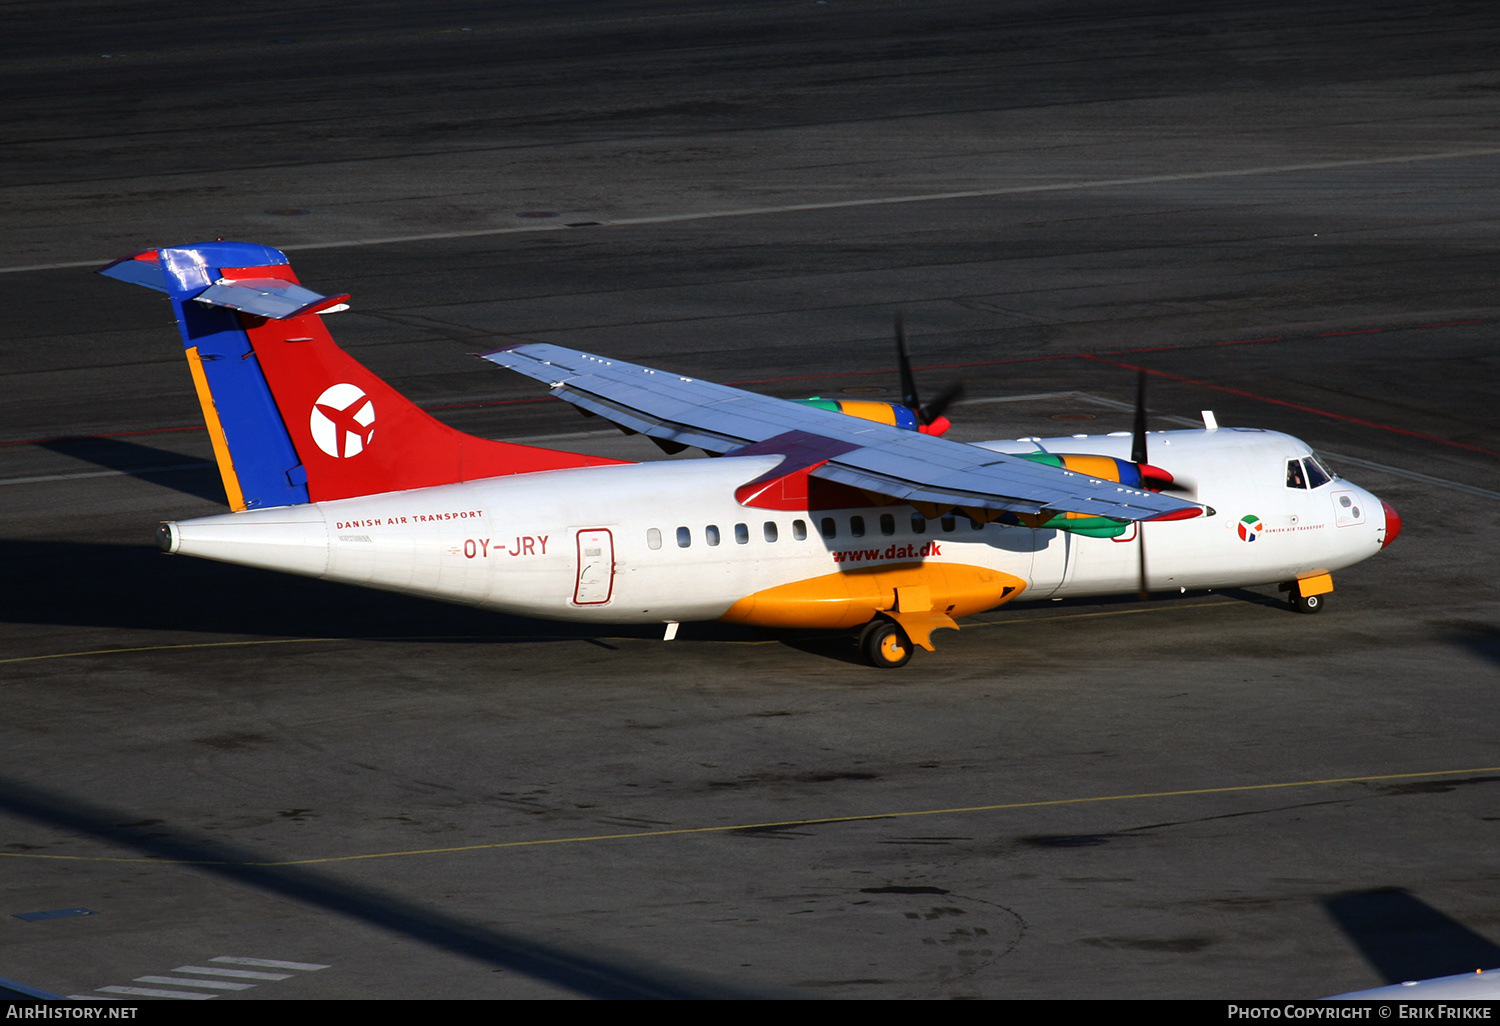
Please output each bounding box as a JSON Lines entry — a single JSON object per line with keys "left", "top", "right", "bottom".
{"left": 2, "top": 0, "right": 1498, "bottom": 1000}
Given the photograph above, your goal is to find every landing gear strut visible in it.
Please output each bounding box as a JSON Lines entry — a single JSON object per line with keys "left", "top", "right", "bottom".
{"left": 860, "top": 618, "right": 913, "bottom": 668}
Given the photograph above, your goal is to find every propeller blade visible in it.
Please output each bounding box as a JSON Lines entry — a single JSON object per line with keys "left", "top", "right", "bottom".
{"left": 1137, "top": 521, "right": 1150, "bottom": 601}
{"left": 894, "top": 312, "right": 920, "bottom": 412}
{"left": 1131, "top": 368, "right": 1149, "bottom": 465}
{"left": 1131, "top": 371, "right": 1151, "bottom": 598}
{"left": 920, "top": 381, "right": 965, "bottom": 424}
{"left": 893, "top": 312, "right": 964, "bottom": 434}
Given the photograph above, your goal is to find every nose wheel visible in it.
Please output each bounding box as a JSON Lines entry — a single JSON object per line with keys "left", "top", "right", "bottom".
{"left": 1283, "top": 574, "right": 1332, "bottom": 614}
{"left": 1290, "top": 591, "right": 1324, "bottom": 614}
{"left": 860, "top": 618, "right": 913, "bottom": 668}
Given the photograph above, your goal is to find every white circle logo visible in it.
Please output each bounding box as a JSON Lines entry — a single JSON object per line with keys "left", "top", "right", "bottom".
{"left": 310, "top": 383, "right": 375, "bottom": 458}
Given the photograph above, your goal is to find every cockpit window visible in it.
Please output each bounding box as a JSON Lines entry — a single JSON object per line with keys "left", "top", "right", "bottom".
{"left": 1304, "top": 456, "right": 1332, "bottom": 488}
{"left": 1286, "top": 459, "right": 1307, "bottom": 489}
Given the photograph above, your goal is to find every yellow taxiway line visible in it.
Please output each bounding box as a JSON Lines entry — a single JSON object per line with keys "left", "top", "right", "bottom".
{"left": 3, "top": 766, "right": 1494, "bottom": 867}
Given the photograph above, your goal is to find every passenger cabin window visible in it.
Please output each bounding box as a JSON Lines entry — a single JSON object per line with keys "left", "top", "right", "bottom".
{"left": 763, "top": 521, "right": 778, "bottom": 542}
{"left": 676, "top": 526, "right": 692, "bottom": 548}
{"left": 705, "top": 525, "right": 721, "bottom": 546}
{"left": 734, "top": 523, "right": 749, "bottom": 545}
{"left": 941, "top": 516, "right": 956, "bottom": 532}
{"left": 792, "top": 519, "right": 807, "bottom": 541}
{"left": 880, "top": 514, "right": 895, "bottom": 536}
{"left": 970, "top": 516, "right": 985, "bottom": 530}
{"left": 820, "top": 517, "right": 837, "bottom": 539}
{"left": 647, "top": 528, "right": 662, "bottom": 550}
{"left": 911, "top": 513, "right": 927, "bottom": 534}
{"left": 851, "top": 516, "right": 866, "bottom": 537}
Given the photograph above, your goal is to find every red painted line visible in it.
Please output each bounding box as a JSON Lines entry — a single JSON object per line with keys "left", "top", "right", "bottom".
{"left": 731, "top": 353, "right": 1073, "bottom": 387}
{"left": 5, "top": 317, "right": 1486, "bottom": 447}
{"left": 0, "top": 398, "right": 554, "bottom": 445}
{"left": 426, "top": 396, "right": 551, "bottom": 411}
{"left": 1082, "top": 355, "right": 1500, "bottom": 458}
{"left": 0, "top": 425, "right": 204, "bottom": 447}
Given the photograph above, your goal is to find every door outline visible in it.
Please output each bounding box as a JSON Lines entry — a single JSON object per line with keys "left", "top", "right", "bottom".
{"left": 573, "top": 528, "right": 615, "bottom": 605}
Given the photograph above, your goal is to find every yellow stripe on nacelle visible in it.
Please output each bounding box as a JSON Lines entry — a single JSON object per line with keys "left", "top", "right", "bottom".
{"left": 835, "top": 400, "right": 900, "bottom": 426}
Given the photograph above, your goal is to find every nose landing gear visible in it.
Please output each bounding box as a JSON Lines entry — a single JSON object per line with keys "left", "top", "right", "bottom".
{"left": 1291, "top": 591, "right": 1324, "bottom": 614}
{"left": 1282, "top": 573, "right": 1333, "bottom": 614}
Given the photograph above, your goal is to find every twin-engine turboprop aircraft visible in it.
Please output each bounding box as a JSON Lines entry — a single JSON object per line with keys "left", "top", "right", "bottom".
{"left": 99, "top": 241, "right": 1400, "bottom": 667}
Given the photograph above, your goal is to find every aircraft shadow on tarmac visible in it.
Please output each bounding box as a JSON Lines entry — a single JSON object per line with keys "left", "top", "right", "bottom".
{"left": 0, "top": 538, "right": 1297, "bottom": 665}
{"left": 0, "top": 775, "right": 761, "bottom": 999}
{"left": 1, "top": 533, "right": 840, "bottom": 657}
{"left": 0, "top": 529, "right": 1316, "bottom": 667}
{"left": 1324, "top": 888, "right": 1500, "bottom": 983}
{"left": 36, "top": 436, "right": 228, "bottom": 506}
{"left": 0, "top": 538, "right": 672, "bottom": 645}
{"left": 1446, "top": 623, "right": 1500, "bottom": 670}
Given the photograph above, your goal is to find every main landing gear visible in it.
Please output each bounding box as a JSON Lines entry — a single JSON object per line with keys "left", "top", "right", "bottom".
{"left": 860, "top": 617, "right": 913, "bottom": 668}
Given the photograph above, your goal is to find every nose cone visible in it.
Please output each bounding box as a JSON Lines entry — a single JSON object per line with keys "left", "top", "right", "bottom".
{"left": 1381, "top": 500, "right": 1402, "bottom": 548}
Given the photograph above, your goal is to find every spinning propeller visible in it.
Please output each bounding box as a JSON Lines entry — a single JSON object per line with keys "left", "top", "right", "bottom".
{"left": 893, "top": 312, "right": 964, "bottom": 435}
{"left": 1132, "top": 370, "right": 1153, "bottom": 600}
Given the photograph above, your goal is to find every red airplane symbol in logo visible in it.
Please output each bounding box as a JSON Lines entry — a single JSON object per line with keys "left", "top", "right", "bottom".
{"left": 315, "top": 396, "right": 374, "bottom": 458}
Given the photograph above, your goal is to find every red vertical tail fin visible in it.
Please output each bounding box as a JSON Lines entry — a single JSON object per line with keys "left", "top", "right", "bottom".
{"left": 100, "top": 241, "right": 627, "bottom": 507}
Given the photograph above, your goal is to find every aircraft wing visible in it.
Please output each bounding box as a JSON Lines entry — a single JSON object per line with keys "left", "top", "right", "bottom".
{"left": 482, "top": 343, "right": 1204, "bottom": 522}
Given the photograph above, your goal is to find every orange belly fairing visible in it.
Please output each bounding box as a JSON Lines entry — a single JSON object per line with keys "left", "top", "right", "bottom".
{"left": 720, "top": 561, "right": 1027, "bottom": 630}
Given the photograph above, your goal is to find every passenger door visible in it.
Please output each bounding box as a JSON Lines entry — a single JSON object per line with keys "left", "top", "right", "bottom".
{"left": 573, "top": 528, "right": 615, "bottom": 605}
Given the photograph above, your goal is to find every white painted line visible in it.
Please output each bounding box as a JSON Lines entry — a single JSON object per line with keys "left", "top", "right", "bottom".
{"left": 210, "top": 956, "right": 330, "bottom": 971}
{"left": 957, "top": 391, "right": 1085, "bottom": 406}
{"left": 503, "top": 428, "right": 621, "bottom": 444}
{"left": 134, "top": 975, "right": 254, "bottom": 991}
{"left": 1065, "top": 394, "right": 1500, "bottom": 499}
{"left": 1314, "top": 452, "right": 1500, "bottom": 501}
{"left": 10, "top": 148, "right": 1500, "bottom": 273}
{"left": 96, "top": 985, "right": 216, "bottom": 999}
{"left": 0, "top": 462, "right": 213, "bottom": 487}
{"left": 173, "top": 965, "right": 292, "bottom": 980}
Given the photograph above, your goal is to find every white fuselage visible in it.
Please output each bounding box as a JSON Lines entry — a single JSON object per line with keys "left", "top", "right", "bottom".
{"left": 162, "top": 428, "right": 1391, "bottom": 625}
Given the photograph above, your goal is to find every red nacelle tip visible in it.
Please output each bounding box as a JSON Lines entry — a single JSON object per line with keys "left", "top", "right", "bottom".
{"left": 1381, "top": 500, "right": 1402, "bottom": 548}
{"left": 919, "top": 416, "right": 952, "bottom": 436}
{"left": 1138, "top": 463, "right": 1174, "bottom": 485}
{"left": 1146, "top": 507, "right": 1203, "bottom": 522}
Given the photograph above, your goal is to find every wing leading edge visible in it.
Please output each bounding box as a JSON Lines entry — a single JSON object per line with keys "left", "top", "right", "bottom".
{"left": 481, "top": 343, "right": 1206, "bottom": 523}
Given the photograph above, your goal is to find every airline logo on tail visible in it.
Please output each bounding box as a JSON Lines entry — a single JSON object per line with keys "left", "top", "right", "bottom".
{"left": 311, "top": 383, "right": 376, "bottom": 458}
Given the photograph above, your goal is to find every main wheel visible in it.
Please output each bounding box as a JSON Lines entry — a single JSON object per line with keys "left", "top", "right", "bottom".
{"left": 1291, "top": 591, "right": 1324, "bottom": 614}
{"left": 860, "top": 618, "right": 913, "bottom": 668}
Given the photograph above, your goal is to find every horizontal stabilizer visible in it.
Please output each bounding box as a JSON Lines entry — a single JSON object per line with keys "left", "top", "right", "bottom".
{"left": 99, "top": 248, "right": 348, "bottom": 318}
{"left": 97, "top": 252, "right": 170, "bottom": 293}
{"left": 194, "top": 278, "right": 350, "bottom": 320}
